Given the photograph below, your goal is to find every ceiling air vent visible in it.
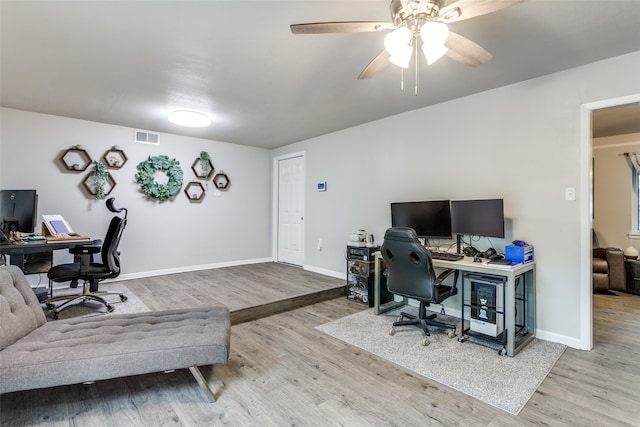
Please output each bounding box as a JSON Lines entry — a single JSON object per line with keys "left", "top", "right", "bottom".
{"left": 134, "top": 130, "right": 160, "bottom": 145}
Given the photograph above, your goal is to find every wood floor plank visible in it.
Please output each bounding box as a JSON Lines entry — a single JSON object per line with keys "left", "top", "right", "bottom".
{"left": 2, "top": 263, "right": 640, "bottom": 426}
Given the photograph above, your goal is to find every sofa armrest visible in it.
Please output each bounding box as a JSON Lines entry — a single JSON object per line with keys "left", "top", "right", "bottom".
{"left": 606, "top": 248, "right": 626, "bottom": 292}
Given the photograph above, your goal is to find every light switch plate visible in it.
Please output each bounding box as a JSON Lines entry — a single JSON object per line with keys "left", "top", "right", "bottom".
{"left": 565, "top": 187, "right": 576, "bottom": 201}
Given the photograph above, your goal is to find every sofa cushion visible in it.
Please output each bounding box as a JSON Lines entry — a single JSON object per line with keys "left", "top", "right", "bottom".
{"left": 0, "top": 266, "right": 47, "bottom": 351}
{"left": 0, "top": 306, "right": 230, "bottom": 393}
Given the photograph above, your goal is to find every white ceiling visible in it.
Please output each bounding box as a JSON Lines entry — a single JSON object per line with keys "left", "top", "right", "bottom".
{"left": 2, "top": 0, "right": 640, "bottom": 149}
{"left": 593, "top": 103, "right": 640, "bottom": 139}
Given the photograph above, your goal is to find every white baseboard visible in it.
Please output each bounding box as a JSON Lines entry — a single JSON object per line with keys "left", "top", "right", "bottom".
{"left": 113, "top": 257, "right": 274, "bottom": 282}
{"left": 534, "top": 328, "right": 581, "bottom": 350}
{"left": 303, "top": 264, "right": 345, "bottom": 280}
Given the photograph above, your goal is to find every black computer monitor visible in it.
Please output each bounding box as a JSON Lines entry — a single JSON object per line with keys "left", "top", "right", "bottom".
{"left": 450, "top": 198, "right": 505, "bottom": 238}
{"left": 390, "top": 200, "right": 452, "bottom": 239}
{"left": 0, "top": 189, "right": 38, "bottom": 234}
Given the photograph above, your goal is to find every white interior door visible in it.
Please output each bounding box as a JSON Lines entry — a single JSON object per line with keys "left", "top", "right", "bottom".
{"left": 277, "top": 155, "right": 304, "bottom": 265}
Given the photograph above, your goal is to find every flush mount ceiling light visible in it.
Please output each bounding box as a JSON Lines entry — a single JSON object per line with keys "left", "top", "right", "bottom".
{"left": 291, "top": 0, "right": 522, "bottom": 94}
{"left": 168, "top": 110, "right": 211, "bottom": 127}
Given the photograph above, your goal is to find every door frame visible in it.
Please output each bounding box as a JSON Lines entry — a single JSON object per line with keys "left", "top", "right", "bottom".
{"left": 272, "top": 151, "right": 306, "bottom": 264}
{"left": 580, "top": 93, "right": 640, "bottom": 351}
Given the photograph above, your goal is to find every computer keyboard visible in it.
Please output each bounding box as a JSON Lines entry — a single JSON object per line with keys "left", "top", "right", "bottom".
{"left": 430, "top": 251, "right": 464, "bottom": 261}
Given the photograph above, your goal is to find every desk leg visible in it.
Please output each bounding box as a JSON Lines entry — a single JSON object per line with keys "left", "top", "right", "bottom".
{"left": 507, "top": 269, "right": 536, "bottom": 357}
{"left": 374, "top": 253, "right": 381, "bottom": 315}
{"left": 505, "top": 276, "right": 515, "bottom": 357}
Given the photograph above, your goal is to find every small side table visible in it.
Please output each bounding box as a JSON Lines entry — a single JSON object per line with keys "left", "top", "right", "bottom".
{"left": 624, "top": 259, "right": 640, "bottom": 295}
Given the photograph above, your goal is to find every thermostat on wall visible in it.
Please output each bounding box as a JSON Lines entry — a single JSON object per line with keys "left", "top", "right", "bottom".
{"left": 317, "top": 182, "right": 326, "bottom": 192}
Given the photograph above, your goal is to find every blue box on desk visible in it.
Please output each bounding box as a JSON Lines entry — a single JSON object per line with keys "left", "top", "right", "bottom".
{"left": 505, "top": 245, "right": 534, "bottom": 263}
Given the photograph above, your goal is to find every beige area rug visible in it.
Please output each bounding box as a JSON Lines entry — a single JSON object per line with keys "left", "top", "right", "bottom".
{"left": 316, "top": 306, "right": 566, "bottom": 415}
{"left": 43, "top": 282, "right": 150, "bottom": 320}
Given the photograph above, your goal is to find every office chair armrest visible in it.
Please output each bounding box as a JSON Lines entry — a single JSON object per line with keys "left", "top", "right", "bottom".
{"left": 69, "top": 245, "right": 101, "bottom": 274}
{"left": 69, "top": 245, "right": 101, "bottom": 255}
{"left": 435, "top": 268, "right": 460, "bottom": 297}
{"left": 434, "top": 268, "right": 456, "bottom": 285}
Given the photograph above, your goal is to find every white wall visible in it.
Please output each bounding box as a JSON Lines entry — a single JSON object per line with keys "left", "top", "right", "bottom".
{"left": 273, "top": 51, "right": 640, "bottom": 347}
{"left": 1, "top": 108, "right": 273, "bottom": 277}
{"left": 593, "top": 133, "right": 640, "bottom": 250}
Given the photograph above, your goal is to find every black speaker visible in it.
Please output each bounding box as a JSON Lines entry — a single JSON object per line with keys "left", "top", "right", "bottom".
{"left": 463, "top": 246, "right": 480, "bottom": 257}
{"left": 483, "top": 248, "right": 497, "bottom": 259}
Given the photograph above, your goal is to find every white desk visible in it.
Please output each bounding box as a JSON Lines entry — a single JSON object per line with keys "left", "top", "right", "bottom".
{"left": 373, "top": 252, "right": 535, "bottom": 357}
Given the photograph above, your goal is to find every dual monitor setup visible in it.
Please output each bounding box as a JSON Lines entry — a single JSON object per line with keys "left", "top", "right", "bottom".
{"left": 390, "top": 198, "right": 504, "bottom": 255}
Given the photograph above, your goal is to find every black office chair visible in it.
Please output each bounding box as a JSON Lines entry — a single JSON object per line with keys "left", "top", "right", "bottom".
{"left": 381, "top": 227, "right": 459, "bottom": 346}
{"left": 45, "top": 198, "right": 128, "bottom": 319}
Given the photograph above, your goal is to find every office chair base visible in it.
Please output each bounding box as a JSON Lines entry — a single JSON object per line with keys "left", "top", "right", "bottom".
{"left": 390, "top": 306, "right": 457, "bottom": 345}
{"left": 45, "top": 281, "right": 127, "bottom": 320}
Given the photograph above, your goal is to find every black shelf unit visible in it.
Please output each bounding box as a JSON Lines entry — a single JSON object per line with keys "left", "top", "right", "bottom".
{"left": 346, "top": 245, "right": 393, "bottom": 307}
{"left": 459, "top": 272, "right": 529, "bottom": 355}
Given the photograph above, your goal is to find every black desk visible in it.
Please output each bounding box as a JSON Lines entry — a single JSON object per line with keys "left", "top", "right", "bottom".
{"left": 1, "top": 239, "right": 92, "bottom": 274}
{"left": 373, "top": 252, "right": 536, "bottom": 357}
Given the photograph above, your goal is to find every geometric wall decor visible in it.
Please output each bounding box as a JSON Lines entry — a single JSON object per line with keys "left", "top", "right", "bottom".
{"left": 103, "top": 146, "right": 128, "bottom": 169}
{"left": 61, "top": 146, "right": 92, "bottom": 172}
{"left": 191, "top": 154, "right": 214, "bottom": 179}
{"left": 213, "top": 171, "right": 231, "bottom": 190}
{"left": 184, "top": 181, "right": 206, "bottom": 201}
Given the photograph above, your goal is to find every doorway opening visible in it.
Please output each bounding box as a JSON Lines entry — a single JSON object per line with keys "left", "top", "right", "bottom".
{"left": 581, "top": 94, "right": 640, "bottom": 351}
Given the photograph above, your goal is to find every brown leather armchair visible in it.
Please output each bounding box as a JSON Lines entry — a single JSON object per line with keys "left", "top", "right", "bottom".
{"left": 593, "top": 247, "right": 626, "bottom": 293}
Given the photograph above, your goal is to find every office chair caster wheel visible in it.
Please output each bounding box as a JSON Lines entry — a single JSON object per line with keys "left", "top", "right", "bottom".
{"left": 422, "top": 337, "right": 430, "bottom": 346}
{"left": 45, "top": 303, "right": 55, "bottom": 311}
{"left": 447, "top": 330, "right": 456, "bottom": 339}
{"left": 458, "top": 336, "right": 466, "bottom": 343}
{"left": 498, "top": 348, "right": 507, "bottom": 356}
{"left": 396, "top": 316, "right": 402, "bottom": 322}
{"left": 389, "top": 326, "right": 395, "bottom": 336}
{"left": 120, "top": 295, "right": 128, "bottom": 302}
{"left": 106, "top": 305, "right": 115, "bottom": 313}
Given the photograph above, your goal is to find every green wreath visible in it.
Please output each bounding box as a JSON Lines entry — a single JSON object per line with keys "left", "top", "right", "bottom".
{"left": 135, "top": 155, "right": 183, "bottom": 201}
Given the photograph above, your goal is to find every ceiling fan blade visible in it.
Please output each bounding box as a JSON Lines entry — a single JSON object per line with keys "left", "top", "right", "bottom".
{"left": 438, "top": 0, "right": 523, "bottom": 23}
{"left": 358, "top": 50, "right": 391, "bottom": 80}
{"left": 445, "top": 31, "right": 492, "bottom": 67}
{"left": 290, "top": 21, "right": 393, "bottom": 34}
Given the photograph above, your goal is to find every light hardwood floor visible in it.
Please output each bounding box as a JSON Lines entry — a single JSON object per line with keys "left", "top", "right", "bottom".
{"left": 1, "top": 263, "right": 639, "bottom": 426}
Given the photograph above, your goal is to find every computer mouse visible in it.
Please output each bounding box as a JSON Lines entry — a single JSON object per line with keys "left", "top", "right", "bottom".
{"left": 473, "top": 256, "right": 482, "bottom": 263}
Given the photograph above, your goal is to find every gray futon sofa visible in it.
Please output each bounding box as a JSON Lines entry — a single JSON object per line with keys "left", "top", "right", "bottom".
{"left": 0, "top": 265, "right": 230, "bottom": 400}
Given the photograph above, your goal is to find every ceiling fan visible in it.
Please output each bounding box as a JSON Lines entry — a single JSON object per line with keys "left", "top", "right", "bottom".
{"left": 291, "top": 0, "right": 522, "bottom": 84}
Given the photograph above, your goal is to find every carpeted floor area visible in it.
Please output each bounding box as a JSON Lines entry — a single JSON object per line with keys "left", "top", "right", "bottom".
{"left": 43, "top": 282, "right": 150, "bottom": 320}
{"left": 317, "top": 305, "right": 566, "bottom": 415}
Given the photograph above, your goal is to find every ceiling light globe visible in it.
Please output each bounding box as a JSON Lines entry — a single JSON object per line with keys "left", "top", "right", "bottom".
{"left": 389, "top": 45, "right": 413, "bottom": 68}
{"left": 384, "top": 27, "right": 411, "bottom": 55}
{"left": 168, "top": 110, "right": 212, "bottom": 127}
{"left": 422, "top": 43, "right": 449, "bottom": 65}
{"left": 420, "top": 21, "right": 449, "bottom": 46}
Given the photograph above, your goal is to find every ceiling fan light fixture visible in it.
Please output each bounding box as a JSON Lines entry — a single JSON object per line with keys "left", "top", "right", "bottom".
{"left": 384, "top": 27, "right": 411, "bottom": 55}
{"left": 420, "top": 21, "right": 449, "bottom": 46}
{"left": 422, "top": 42, "right": 448, "bottom": 65}
{"left": 168, "top": 110, "right": 211, "bottom": 128}
{"left": 389, "top": 45, "right": 413, "bottom": 68}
